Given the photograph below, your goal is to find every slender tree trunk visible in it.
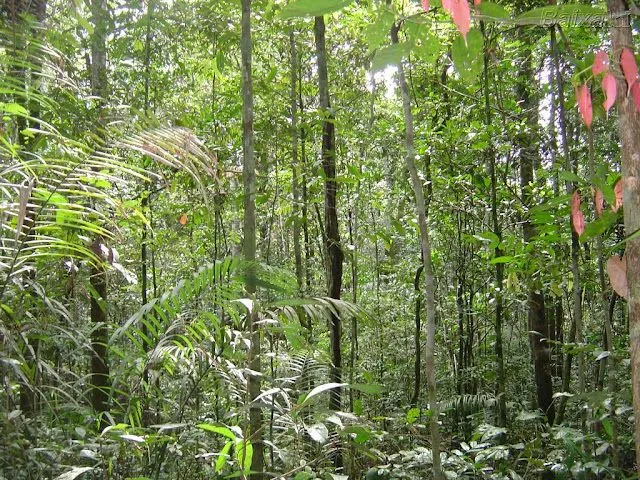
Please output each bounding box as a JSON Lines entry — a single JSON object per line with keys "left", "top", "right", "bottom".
{"left": 290, "top": 31, "right": 304, "bottom": 297}
{"left": 411, "top": 265, "right": 423, "bottom": 407}
{"left": 314, "top": 13, "right": 343, "bottom": 411}
{"left": 482, "top": 22, "right": 507, "bottom": 428}
{"left": 4, "top": 0, "right": 47, "bottom": 417}
{"left": 240, "top": 0, "right": 263, "bottom": 478}
{"left": 88, "top": 0, "right": 110, "bottom": 429}
{"left": 606, "top": 0, "right": 640, "bottom": 471}
{"left": 314, "top": 14, "right": 344, "bottom": 469}
{"left": 391, "top": 23, "right": 443, "bottom": 480}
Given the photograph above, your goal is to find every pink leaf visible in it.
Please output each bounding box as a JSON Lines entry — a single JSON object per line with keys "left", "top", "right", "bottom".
{"left": 602, "top": 72, "right": 617, "bottom": 115}
{"left": 451, "top": 0, "right": 471, "bottom": 42}
{"left": 612, "top": 179, "right": 623, "bottom": 212}
{"left": 571, "top": 191, "right": 585, "bottom": 236}
{"left": 592, "top": 50, "right": 609, "bottom": 75}
{"left": 442, "top": 0, "right": 454, "bottom": 12}
{"left": 607, "top": 256, "right": 629, "bottom": 299}
{"left": 631, "top": 82, "right": 640, "bottom": 113}
{"left": 621, "top": 47, "right": 638, "bottom": 93}
{"left": 421, "top": 0, "right": 430, "bottom": 11}
{"left": 474, "top": 0, "right": 481, "bottom": 5}
{"left": 577, "top": 83, "right": 592, "bottom": 128}
{"left": 594, "top": 189, "right": 604, "bottom": 217}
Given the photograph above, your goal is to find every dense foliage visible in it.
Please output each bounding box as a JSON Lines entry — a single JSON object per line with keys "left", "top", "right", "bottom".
{"left": 1, "top": 0, "right": 640, "bottom": 479}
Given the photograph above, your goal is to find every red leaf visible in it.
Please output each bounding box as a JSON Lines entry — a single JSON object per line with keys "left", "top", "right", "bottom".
{"left": 607, "top": 255, "right": 629, "bottom": 299}
{"left": 594, "top": 189, "right": 604, "bottom": 217}
{"left": 421, "top": 0, "right": 430, "bottom": 11}
{"left": 577, "top": 83, "right": 592, "bottom": 128}
{"left": 571, "top": 191, "right": 585, "bottom": 236}
{"left": 445, "top": 0, "right": 470, "bottom": 42}
{"left": 620, "top": 47, "right": 638, "bottom": 93}
{"left": 179, "top": 213, "right": 188, "bottom": 225}
{"left": 612, "top": 179, "right": 623, "bottom": 212}
{"left": 631, "top": 82, "right": 640, "bottom": 113}
{"left": 601, "top": 72, "right": 617, "bottom": 115}
{"left": 592, "top": 50, "right": 609, "bottom": 75}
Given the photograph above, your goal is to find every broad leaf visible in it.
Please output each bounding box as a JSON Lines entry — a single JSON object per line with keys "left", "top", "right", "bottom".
{"left": 216, "top": 441, "right": 233, "bottom": 473}
{"left": 236, "top": 439, "right": 253, "bottom": 473}
{"left": 602, "top": 72, "right": 617, "bottom": 115}
{"left": 371, "top": 43, "right": 411, "bottom": 72}
{"left": 620, "top": 47, "right": 638, "bottom": 92}
{"left": 592, "top": 50, "right": 609, "bottom": 75}
{"left": 607, "top": 256, "right": 628, "bottom": 299}
{"left": 594, "top": 189, "right": 604, "bottom": 217}
{"left": 280, "top": 0, "right": 354, "bottom": 18}
{"left": 196, "top": 423, "right": 237, "bottom": 440}
{"left": 300, "top": 382, "right": 347, "bottom": 406}
{"left": 612, "top": 179, "right": 623, "bottom": 212}
{"left": 571, "top": 191, "right": 585, "bottom": 236}
{"left": 577, "top": 84, "right": 592, "bottom": 128}
{"left": 306, "top": 423, "right": 329, "bottom": 443}
{"left": 478, "top": 2, "right": 509, "bottom": 20}
{"left": 451, "top": 28, "right": 483, "bottom": 83}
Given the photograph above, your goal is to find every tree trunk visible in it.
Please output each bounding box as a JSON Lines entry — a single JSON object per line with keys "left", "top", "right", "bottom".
{"left": 482, "top": 21, "right": 507, "bottom": 428}
{"left": 88, "top": 0, "right": 110, "bottom": 429}
{"left": 314, "top": 14, "right": 343, "bottom": 410}
{"left": 411, "top": 265, "right": 423, "bottom": 407}
{"left": 314, "top": 14, "right": 344, "bottom": 469}
{"left": 391, "top": 23, "right": 443, "bottom": 480}
{"left": 290, "top": 31, "right": 304, "bottom": 298}
{"left": 240, "top": 0, "right": 263, "bottom": 477}
{"left": 606, "top": 0, "right": 640, "bottom": 472}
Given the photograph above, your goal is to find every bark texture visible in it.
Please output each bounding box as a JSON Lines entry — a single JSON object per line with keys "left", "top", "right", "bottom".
{"left": 240, "top": 0, "right": 264, "bottom": 477}
{"left": 607, "top": 0, "right": 640, "bottom": 471}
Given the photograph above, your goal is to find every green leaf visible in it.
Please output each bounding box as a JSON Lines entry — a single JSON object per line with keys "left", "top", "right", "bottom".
{"left": 472, "top": 231, "right": 500, "bottom": 248}
{"left": 479, "top": 2, "right": 510, "bottom": 21}
{"left": 365, "top": 10, "right": 395, "bottom": 52}
{"left": 558, "top": 170, "right": 583, "bottom": 185}
{"left": 1, "top": 102, "right": 29, "bottom": 115}
{"left": 490, "top": 256, "right": 514, "bottom": 264}
{"left": 580, "top": 211, "right": 617, "bottom": 242}
{"left": 371, "top": 43, "right": 411, "bottom": 72}
{"left": 451, "top": 28, "right": 483, "bottom": 84}
{"left": 196, "top": 423, "right": 237, "bottom": 440}
{"left": 342, "top": 425, "right": 371, "bottom": 444}
{"left": 280, "top": 0, "right": 354, "bottom": 18}
{"left": 406, "top": 407, "right": 420, "bottom": 424}
{"left": 236, "top": 439, "right": 253, "bottom": 474}
{"left": 349, "top": 383, "right": 385, "bottom": 395}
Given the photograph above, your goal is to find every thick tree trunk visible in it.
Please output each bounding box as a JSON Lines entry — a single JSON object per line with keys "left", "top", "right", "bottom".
{"left": 391, "top": 23, "right": 443, "bottom": 480}
{"left": 240, "top": 1, "right": 264, "bottom": 477}
{"left": 606, "top": 0, "right": 640, "bottom": 472}
{"left": 89, "top": 0, "right": 110, "bottom": 428}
